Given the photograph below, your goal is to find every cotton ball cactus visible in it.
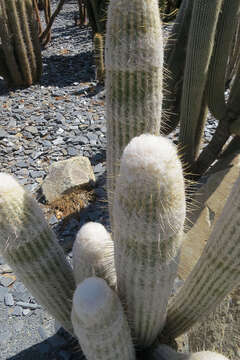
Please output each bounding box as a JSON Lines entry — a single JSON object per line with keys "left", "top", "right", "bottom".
{"left": 0, "top": 173, "right": 75, "bottom": 334}
{"left": 150, "top": 344, "right": 229, "bottom": 360}
{"left": 71, "top": 277, "right": 136, "bottom": 360}
{"left": 72, "top": 222, "right": 116, "bottom": 288}
{"left": 113, "top": 134, "right": 186, "bottom": 347}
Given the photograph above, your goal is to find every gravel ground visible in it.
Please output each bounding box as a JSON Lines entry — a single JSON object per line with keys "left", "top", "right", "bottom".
{"left": 0, "top": 1, "right": 221, "bottom": 360}
{"left": 0, "top": 2, "right": 106, "bottom": 359}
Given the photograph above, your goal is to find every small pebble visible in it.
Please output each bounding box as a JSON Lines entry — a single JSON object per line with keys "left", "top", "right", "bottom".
{"left": 4, "top": 293, "right": 14, "bottom": 306}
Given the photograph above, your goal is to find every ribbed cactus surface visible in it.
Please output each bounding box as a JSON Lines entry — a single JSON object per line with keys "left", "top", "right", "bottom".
{"left": 164, "top": 173, "right": 240, "bottom": 338}
{"left": 105, "top": 0, "right": 163, "bottom": 220}
{"left": 179, "top": 0, "right": 224, "bottom": 164}
{"left": 113, "top": 134, "right": 186, "bottom": 347}
{"left": 72, "top": 222, "right": 116, "bottom": 289}
{"left": 71, "top": 277, "right": 136, "bottom": 360}
{"left": 94, "top": 32, "right": 105, "bottom": 83}
{"left": 206, "top": 0, "right": 240, "bottom": 120}
{"left": 0, "top": 0, "right": 42, "bottom": 87}
{"left": 0, "top": 173, "right": 75, "bottom": 334}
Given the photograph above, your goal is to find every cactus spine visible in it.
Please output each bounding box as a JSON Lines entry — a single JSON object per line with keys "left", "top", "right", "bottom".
{"left": 113, "top": 134, "right": 186, "bottom": 347}
{"left": 0, "top": 173, "right": 75, "bottom": 334}
{"left": 163, "top": 173, "right": 240, "bottom": 338}
{"left": 0, "top": 0, "right": 42, "bottom": 87}
{"left": 94, "top": 33, "right": 105, "bottom": 83}
{"left": 71, "top": 277, "right": 136, "bottom": 360}
{"left": 105, "top": 0, "right": 163, "bottom": 219}
{"left": 72, "top": 222, "right": 116, "bottom": 289}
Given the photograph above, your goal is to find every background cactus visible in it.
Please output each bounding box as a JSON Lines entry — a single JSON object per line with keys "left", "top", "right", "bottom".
{"left": 0, "top": 0, "right": 42, "bottom": 87}
{"left": 94, "top": 32, "right": 105, "bottom": 83}
{"left": 162, "top": 0, "right": 240, "bottom": 177}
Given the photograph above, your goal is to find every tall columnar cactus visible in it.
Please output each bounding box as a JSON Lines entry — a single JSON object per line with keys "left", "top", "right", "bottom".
{"left": 0, "top": 173, "right": 75, "bottom": 334}
{"left": 94, "top": 32, "right": 105, "bottom": 83}
{"left": 0, "top": 0, "right": 42, "bottom": 87}
{"left": 179, "top": 0, "right": 224, "bottom": 164}
{"left": 205, "top": 0, "right": 240, "bottom": 120}
{"left": 163, "top": 173, "right": 240, "bottom": 338}
{"left": 71, "top": 277, "right": 136, "bottom": 360}
{"left": 150, "top": 344, "right": 229, "bottom": 360}
{"left": 72, "top": 222, "right": 116, "bottom": 289}
{"left": 105, "top": 0, "right": 163, "bottom": 219}
{"left": 113, "top": 134, "right": 186, "bottom": 347}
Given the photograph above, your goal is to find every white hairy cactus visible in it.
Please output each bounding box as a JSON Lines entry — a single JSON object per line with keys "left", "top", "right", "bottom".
{"left": 150, "top": 344, "right": 229, "bottom": 360}
{"left": 72, "top": 222, "right": 116, "bottom": 288}
{"left": 105, "top": 0, "right": 163, "bottom": 221}
{"left": 0, "top": 173, "right": 75, "bottom": 334}
{"left": 113, "top": 134, "right": 186, "bottom": 347}
{"left": 71, "top": 277, "right": 136, "bottom": 360}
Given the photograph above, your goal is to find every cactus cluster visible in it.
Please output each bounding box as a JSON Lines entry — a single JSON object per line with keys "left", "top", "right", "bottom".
{"left": 0, "top": 0, "right": 239, "bottom": 360}
{"left": 0, "top": 0, "right": 42, "bottom": 87}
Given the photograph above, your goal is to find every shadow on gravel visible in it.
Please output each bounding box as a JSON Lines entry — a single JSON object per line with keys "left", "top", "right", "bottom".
{"left": 0, "top": 79, "right": 9, "bottom": 96}
{"left": 70, "top": 83, "right": 105, "bottom": 98}
{"left": 7, "top": 331, "right": 84, "bottom": 360}
{"left": 41, "top": 51, "right": 95, "bottom": 88}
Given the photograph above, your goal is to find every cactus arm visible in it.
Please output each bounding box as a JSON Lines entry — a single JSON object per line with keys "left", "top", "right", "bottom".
{"left": 192, "top": 57, "right": 240, "bottom": 176}
{"left": 179, "top": 0, "right": 224, "bottom": 165}
{"left": 16, "top": 0, "right": 38, "bottom": 81}
{"left": 0, "top": 0, "right": 23, "bottom": 85}
{"left": 5, "top": 0, "right": 33, "bottom": 85}
{"left": 113, "top": 134, "right": 186, "bottom": 347}
{"left": 0, "top": 173, "right": 75, "bottom": 334}
{"left": 72, "top": 222, "right": 116, "bottom": 289}
{"left": 163, "top": 173, "right": 240, "bottom": 338}
{"left": 0, "top": 44, "right": 10, "bottom": 79}
{"left": 71, "top": 277, "right": 136, "bottom": 360}
{"left": 105, "top": 0, "right": 163, "bottom": 221}
{"left": 25, "top": 0, "right": 42, "bottom": 81}
{"left": 94, "top": 33, "right": 105, "bottom": 83}
{"left": 206, "top": 0, "right": 240, "bottom": 120}
{"left": 162, "top": 0, "right": 194, "bottom": 135}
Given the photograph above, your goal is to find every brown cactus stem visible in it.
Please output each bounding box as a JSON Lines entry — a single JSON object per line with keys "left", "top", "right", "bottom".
{"left": 39, "top": 0, "right": 65, "bottom": 45}
{"left": 191, "top": 58, "right": 240, "bottom": 178}
{"left": 220, "top": 135, "right": 240, "bottom": 158}
{"left": 32, "top": 0, "right": 43, "bottom": 34}
{"left": 25, "top": 0, "right": 42, "bottom": 82}
{"left": 193, "top": 93, "right": 208, "bottom": 160}
{"left": 43, "top": 0, "right": 51, "bottom": 45}
{"left": 5, "top": 0, "right": 33, "bottom": 85}
{"left": 17, "top": 0, "right": 37, "bottom": 81}
{"left": 0, "top": 0, "right": 23, "bottom": 85}
{"left": 0, "top": 45, "right": 10, "bottom": 80}
{"left": 190, "top": 115, "right": 230, "bottom": 178}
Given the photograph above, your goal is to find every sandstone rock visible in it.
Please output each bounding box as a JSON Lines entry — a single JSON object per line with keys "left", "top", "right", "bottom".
{"left": 179, "top": 151, "right": 240, "bottom": 280}
{"left": 41, "top": 156, "right": 95, "bottom": 203}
